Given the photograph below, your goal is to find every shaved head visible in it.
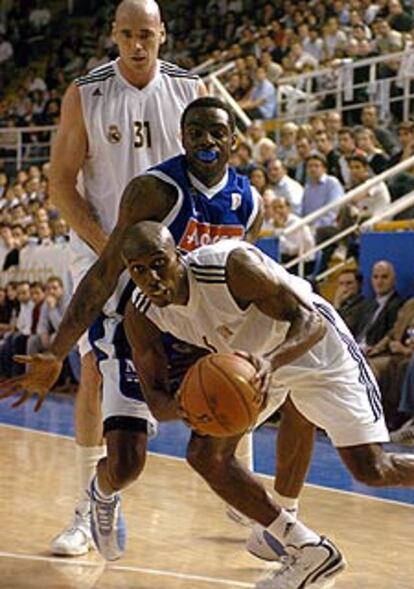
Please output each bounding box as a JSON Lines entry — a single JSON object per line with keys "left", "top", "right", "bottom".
{"left": 121, "top": 221, "right": 175, "bottom": 261}
{"left": 115, "top": 0, "right": 161, "bottom": 23}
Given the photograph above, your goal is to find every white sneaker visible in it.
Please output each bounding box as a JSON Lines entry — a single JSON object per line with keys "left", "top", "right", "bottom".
{"left": 390, "top": 418, "right": 414, "bottom": 446}
{"left": 89, "top": 477, "right": 126, "bottom": 561}
{"left": 255, "top": 537, "right": 346, "bottom": 589}
{"left": 247, "top": 524, "right": 287, "bottom": 561}
{"left": 50, "top": 509, "right": 95, "bottom": 556}
{"left": 226, "top": 506, "right": 253, "bottom": 527}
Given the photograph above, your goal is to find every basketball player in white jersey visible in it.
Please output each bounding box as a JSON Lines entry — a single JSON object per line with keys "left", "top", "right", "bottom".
{"left": 47, "top": 0, "right": 206, "bottom": 555}
{"left": 115, "top": 222, "right": 414, "bottom": 588}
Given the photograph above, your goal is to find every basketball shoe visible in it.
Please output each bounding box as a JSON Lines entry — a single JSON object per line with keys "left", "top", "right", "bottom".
{"left": 50, "top": 507, "right": 95, "bottom": 556}
{"left": 247, "top": 507, "right": 298, "bottom": 561}
{"left": 255, "top": 537, "right": 346, "bottom": 589}
{"left": 89, "top": 477, "right": 126, "bottom": 561}
{"left": 390, "top": 417, "right": 414, "bottom": 446}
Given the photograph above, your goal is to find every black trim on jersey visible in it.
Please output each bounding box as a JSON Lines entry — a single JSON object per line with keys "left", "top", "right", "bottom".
{"left": 104, "top": 415, "right": 150, "bottom": 435}
{"left": 160, "top": 72, "right": 200, "bottom": 80}
{"left": 159, "top": 61, "right": 195, "bottom": 75}
{"left": 76, "top": 71, "right": 115, "bottom": 87}
{"left": 77, "top": 64, "right": 114, "bottom": 79}
{"left": 134, "top": 293, "right": 151, "bottom": 315}
{"left": 189, "top": 262, "right": 226, "bottom": 271}
{"left": 193, "top": 276, "right": 227, "bottom": 284}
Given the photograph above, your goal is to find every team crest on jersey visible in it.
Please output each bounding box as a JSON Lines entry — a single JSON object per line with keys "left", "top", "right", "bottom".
{"left": 107, "top": 125, "right": 122, "bottom": 144}
{"left": 231, "top": 193, "right": 242, "bottom": 210}
{"left": 179, "top": 218, "right": 244, "bottom": 251}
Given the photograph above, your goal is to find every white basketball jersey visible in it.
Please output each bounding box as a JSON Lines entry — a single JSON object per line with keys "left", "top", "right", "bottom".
{"left": 141, "top": 240, "right": 363, "bottom": 391}
{"left": 73, "top": 58, "right": 201, "bottom": 257}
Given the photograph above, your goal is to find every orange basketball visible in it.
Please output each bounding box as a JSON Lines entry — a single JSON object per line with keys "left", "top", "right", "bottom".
{"left": 178, "top": 353, "right": 263, "bottom": 437}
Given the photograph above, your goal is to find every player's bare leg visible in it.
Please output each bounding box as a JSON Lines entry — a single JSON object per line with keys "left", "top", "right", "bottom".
{"left": 51, "top": 352, "right": 104, "bottom": 556}
{"left": 227, "top": 431, "right": 254, "bottom": 525}
{"left": 187, "top": 432, "right": 346, "bottom": 587}
{"left": 338, "top": 443, "right": 414, "bottom": 485}
{"left": 247, "top": 397, "right": 316, "bottom": 561}
{"left": 89, "top": 429, "right": 148, "bottom": 561}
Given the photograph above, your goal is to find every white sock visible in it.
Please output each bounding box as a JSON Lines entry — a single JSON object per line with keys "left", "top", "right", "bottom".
{"left": 94, "top": 474, "right": 117, "bottom": 501}
{"left": 273, "top": 490, "right": 299, "bottom": 517}
{"left": 75, "top": 444, "right": 106, "bottom": 514}
{"left": 267, "top": 509, "right": 320, "bottom": 548}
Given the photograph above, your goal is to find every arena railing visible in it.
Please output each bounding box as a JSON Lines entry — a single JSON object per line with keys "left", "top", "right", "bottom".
{"left": 0, "top": 124, "right": 57, "bottom": 171}
{"left": 280, "top": 153, "right": 414, "bottom": 277}
{"left": 206, "top": 48, "right": 414, "bottom": 128}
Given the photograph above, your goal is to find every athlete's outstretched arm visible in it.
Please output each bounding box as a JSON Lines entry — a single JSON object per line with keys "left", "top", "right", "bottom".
{"left": 49, "top": 83, "right": 108, "bottom": 255}
{"left": 227, "top": 247, "right": 326, "bottom": 370}
{"left": 124, "top": 302, "right": 180, "bottom": 421}
{"left": 49, "top": 175, "right": 178, "bottom": 361}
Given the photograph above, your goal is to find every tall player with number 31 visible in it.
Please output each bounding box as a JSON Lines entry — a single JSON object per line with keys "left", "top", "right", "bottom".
{"left": 48, "top": 0, "right": 206, "bottom": 556}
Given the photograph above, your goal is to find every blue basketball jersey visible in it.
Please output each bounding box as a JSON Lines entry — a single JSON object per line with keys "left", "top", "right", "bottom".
{"left": 148, "top": 154, "right": 259, "bottom": 251}
{"left": 89, "top": 155, "right": 260, "bottom": 409}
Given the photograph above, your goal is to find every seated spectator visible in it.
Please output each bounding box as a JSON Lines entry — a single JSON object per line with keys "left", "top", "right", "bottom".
{"left": 0, "top": 281, "right": 33, "bottom": 377}
{"left": 52, "top": 218, "right": 69, "bottom": 243}
{"left": 28, "top": 1, "right": 52, "bottom": 33}
{"left": 354, "top": 260, "right": 404, "bottom": 353}
{"left": 338, "top": 127, "right": 361, "bottom": 187}
{"left": 354, "top": 127, "right": 390, "bottom": 174}
{"left": 346, "top": 154, "right": 391, "bottom": 219}
{"left": 389, "top": 121, "right": 414, "bottom": 167}
{"left": 314, "top": 130, "right": 342, "bottom": 180}
{"left": 36, "top": 220, "right": 53, "bottom": 244}
{"left": 293, "top": 135, "right": 313, "bottom": 184}
{"left": 284, "top": 41, "right": 318, "bottom": 73}
{"left": 272, "top": 195, "right": 315, "bottom": 265}
{"left": 277, "top": 122, "right": 299, "bottom": 170}
{"left": 246, "top": 120, "right": 267, "bottom": 161}
{"left": 239, "top": 67, "right": 277, "bottom": 120}
{"left": 259, "top": 188, "right": 277, "bottom": 235}
{"left": 257, "top": 137, "right": 277, "bottom": 167}
{"left": 333, "top": 268, "right": 366, "bottom": 335}
{"left": 367, "top": 298, "right": 414, "bottom": 428}
{"left": 373, "top": 17, "right": 404, "bottom": 54}
{"left": 322, "top": 16, "right": 348, "bottom": 60}
{"left": 266, "top": 159, "right": 304, "bottom": 215}
{"left": 235, "top": 142, "right": 255, "bottom": 177}
{"left": 303, "top": 26, "right": 324, "bottom": 64}
{"left": 248, "top": 165, "right": 268, "bottom": 194}
{"left": 387, "top": 0, "right": 414, "bottom": 33}
{"left": 27, "top": 276, "right": 69, "bottom": 356}
{"left": 301, "top": 154, "right": 344, "bottom": 230}
{"left": 260, "top": 51, "right": 283, "bottom": 84}
{"left": 3, "top": 224, "right": 28, "bottom": 270}
{"left": 360, "top": 104, "right": 400, "bottom": 157}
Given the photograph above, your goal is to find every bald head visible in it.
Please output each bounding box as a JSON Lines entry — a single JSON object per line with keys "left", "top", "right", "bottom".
{"left": 371, "top": 260, "right": 396, "bottom": 296}
{"left": 115, "top": 0, "right": 161, "bottom": 23}
{"left": 122, "top": 221, "right": 174, "bottom": 261}
{"left": 113, "top": 0, "right": 165, "bottom": 86}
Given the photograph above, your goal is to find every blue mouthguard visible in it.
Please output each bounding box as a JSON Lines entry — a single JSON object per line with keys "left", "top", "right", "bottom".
{"left": 195, "top": 150, "right": 219, "bottom": 162}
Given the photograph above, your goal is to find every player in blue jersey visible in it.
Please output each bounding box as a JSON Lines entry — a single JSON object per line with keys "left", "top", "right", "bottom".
{"left": 0, "top": 97, "right": 267, "bottom": 560}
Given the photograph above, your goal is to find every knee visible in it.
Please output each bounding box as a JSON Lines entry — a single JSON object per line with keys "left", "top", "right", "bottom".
{"left": 346, "top": 453, "right": 390, "bottom": 487}
{"left": 106, "top": 437, "right": 147, "bottom": 490}
{"left": 186, "top": 442, "right": 228, "bottom": 483}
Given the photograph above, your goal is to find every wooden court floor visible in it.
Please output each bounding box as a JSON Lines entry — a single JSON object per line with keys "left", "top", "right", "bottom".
{"left": 0, "top": 424, "right": 413, "bottom": 589}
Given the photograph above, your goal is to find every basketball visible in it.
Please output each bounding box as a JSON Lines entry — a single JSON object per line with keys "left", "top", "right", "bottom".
{"left": 178, "top": 353, "right": 264, "bottom": 437}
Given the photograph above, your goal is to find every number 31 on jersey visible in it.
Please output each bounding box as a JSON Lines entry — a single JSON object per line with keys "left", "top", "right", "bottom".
{"left": 134, "top": 121, "right": 152, "bottom": 148}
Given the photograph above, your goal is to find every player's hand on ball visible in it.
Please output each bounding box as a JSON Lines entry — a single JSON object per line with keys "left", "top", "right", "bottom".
{"left": 235, "top": 351, "right": 271, "bottom": 407}
{"left": 0, "top": 353, "right": 63, "bottom": 412}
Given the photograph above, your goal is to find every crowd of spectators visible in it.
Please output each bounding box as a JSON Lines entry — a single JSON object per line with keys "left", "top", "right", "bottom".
{"left": 1, "top": 0, "right": 414, "bottom": 441}
{"left": 332, "top": 263, "right": 414, "bottom": 444}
